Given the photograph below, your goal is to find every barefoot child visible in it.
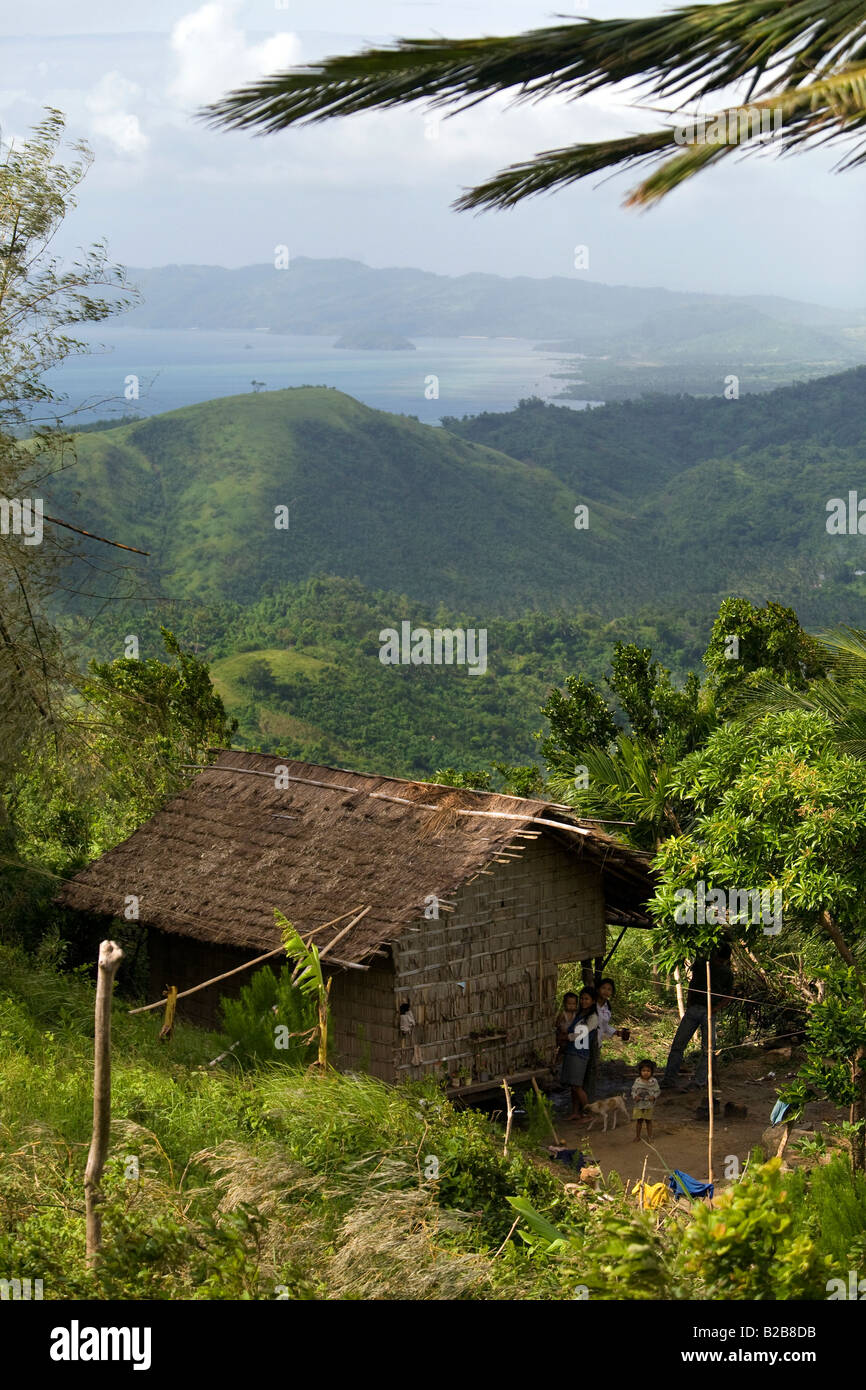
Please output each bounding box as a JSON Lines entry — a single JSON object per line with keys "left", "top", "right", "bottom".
{"left": 631, "top": 1058, "right": 660, "bottom": 1142}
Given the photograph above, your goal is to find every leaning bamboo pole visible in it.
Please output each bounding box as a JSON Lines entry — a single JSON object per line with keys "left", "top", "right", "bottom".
{"left": 85, "top": 939, "right": 123, "bottom": 1269}
{"left": 128, "top": 907, "right": 372, "bottom": 1015}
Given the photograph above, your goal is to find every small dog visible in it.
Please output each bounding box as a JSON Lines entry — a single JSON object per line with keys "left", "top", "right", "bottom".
{"left": 584, "top": 1095, "right": 629, "bottom": 1133}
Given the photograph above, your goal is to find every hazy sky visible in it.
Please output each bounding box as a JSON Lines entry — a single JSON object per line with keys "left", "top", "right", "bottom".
{"left": 4, "top": 1, "right": 864, "bottom": 306}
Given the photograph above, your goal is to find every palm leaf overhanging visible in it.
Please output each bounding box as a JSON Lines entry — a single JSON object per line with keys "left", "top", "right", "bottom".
{"left": 203, "top": 2, "right": 866, "bottom": 206}
{"left": 735, "top": 626, "right": 866, "bottom": 760}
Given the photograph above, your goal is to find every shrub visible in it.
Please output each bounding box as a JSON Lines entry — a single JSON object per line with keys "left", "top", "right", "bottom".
{"left": 219, "top": 965, "right": 316, "bottom": 1066}
{"left": 676, "top": 1158, "right": 833, "bottom": 1299}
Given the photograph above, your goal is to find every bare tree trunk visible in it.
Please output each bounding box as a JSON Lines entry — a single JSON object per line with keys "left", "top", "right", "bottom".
{"left": 85, "top": 939, "right": 123, "bottom": 1270}
{"left": 851, "top": 1045, "right": 866, "bottom": 1175}
{"left": 821, "top": 911, "right": 866, "bottom": 1174}
{"left": 706, "top": 962, "right": 714, "bottom": 1188}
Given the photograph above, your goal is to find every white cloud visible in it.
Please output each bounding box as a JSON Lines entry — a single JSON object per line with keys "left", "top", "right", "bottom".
{"left": 86, "top": 72, "right": 149, "bottom": 156}
{"left": 169, "top": 2, "right": 302, "bottom": 109}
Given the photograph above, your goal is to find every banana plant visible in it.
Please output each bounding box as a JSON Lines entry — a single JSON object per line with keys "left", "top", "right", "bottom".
{"left": 276, "top": 910, "right": 332, "bottom": 1069}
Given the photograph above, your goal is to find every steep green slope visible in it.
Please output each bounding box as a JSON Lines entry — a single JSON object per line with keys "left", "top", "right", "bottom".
{"left": 48, "top": 369, "right": 866, "bottom": 776}
{"left": 47, "top": 385, "right": 643, "bottom": 615}
{"left": 48, "top": 368, "right": 866, "bottom": 627}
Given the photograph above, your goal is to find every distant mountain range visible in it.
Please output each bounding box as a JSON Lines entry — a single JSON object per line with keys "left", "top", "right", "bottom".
{"left": 124, "top": 257, "right": 865, "bottom": 357}
{"left": 120, "top": 259, "right": 866, "bottom": 402}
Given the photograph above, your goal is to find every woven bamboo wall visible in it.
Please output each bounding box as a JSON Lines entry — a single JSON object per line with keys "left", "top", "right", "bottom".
{"left": 330, "top": 953, "right": 396, "bottom": 1079}
{"left": 392, "top": 836, "right": 606, "bottom": 1082}
{"left": 148, "top": 930, "right": 254, "bottom": 1027}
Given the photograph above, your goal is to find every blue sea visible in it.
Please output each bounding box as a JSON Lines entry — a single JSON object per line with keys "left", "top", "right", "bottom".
{"left": 45, "top": 328, "right": 594, "bottom": 425}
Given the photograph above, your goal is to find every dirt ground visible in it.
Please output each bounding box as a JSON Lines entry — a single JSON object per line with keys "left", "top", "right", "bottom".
{"left": 545, "top": 1044, "right": 844, "bottom": 1194}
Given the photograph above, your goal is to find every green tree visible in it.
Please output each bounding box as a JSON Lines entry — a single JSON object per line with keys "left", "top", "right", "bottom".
{"left": 236, "top": 656, "right": 278, "bottom": 697}
{"left": 204, "top": 3, "right": 866, "bottom": 208}
{"left": 650, "top": 709, "right": 866, "bottom": 1171}
{"left": 747, "top": 625, "right": 866, "bottom": 760}
{"left": 11, "top": 629, "right": 236, "bottom": 870}
{"left": 540, "top": 642, "right": 711, "bottom": 849}
{"left": 0, "top": 110, "right": 133, "bottom": 811}
{"left": 704, "top": 598, "right": 827, "bottom": 719}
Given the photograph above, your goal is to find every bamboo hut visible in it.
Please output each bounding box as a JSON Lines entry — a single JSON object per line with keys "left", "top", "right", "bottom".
{"left": 58, "top": 752, "right": 654, "bottom": 1085}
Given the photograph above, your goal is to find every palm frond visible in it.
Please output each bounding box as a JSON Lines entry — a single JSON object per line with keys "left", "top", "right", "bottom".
{"left": 203, "top": 3, "right": 866, "bottom": 207}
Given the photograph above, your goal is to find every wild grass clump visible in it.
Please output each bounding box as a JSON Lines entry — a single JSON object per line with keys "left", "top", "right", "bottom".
{"left": 2, "top": 945, "right": 863, "bottom": 1300}
{"left": 0, "top": 948, "right": 565, "bottom": 1298}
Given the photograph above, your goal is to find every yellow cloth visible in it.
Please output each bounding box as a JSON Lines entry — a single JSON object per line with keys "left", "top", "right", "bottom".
{"left": 631, "top": 1180, "right": 669, "bottom": 1209}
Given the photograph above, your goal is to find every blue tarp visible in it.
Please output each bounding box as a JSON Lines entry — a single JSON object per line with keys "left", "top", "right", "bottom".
{"left": 549, "top": 1148, "right": 587, "bottom": 1168}
{"left": 668, "top": 1169, "right": 714, "bottom": 1201}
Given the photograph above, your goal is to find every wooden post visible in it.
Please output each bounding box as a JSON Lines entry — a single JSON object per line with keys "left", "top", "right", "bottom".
{"left": 502, "top": 1078, "right": 515, "bottom": 1158}
{"left": 85, "top": 939, "right": 123, "bottom": 1270}
{"left": 674, "top": 966, "right": 685, "bottom": 1021}
{"left": 706, "top": 960, "right": 714, "bottom": 1188}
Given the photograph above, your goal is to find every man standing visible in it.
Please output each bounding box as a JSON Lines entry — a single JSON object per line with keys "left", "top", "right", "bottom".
{"left": 661, "top": 942, "right": 734, "bottom": 1091}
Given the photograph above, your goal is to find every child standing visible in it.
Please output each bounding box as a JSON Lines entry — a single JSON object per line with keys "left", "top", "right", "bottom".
{"left": 631, "top": 1058, "right": 660, "bottom": 1142}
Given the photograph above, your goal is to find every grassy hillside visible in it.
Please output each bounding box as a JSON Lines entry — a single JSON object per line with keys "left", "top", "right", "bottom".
{"left": 3, "top": 944, "right": 863, "bottom": 1301}
{"left": 47, "top": 369, "right": 866, "bottom": 776}
{"left": 50, "top": 385, "right": 633, "bottom": 614}
{"left": 48, "top": 369, "right": 866, "bottom": 623}
{"left": 63, "top": 577, "right": 705, "bottom": 776}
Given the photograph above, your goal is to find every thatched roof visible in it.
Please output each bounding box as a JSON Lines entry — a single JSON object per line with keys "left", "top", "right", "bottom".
{"left": 57, "top": 752, "right": 654, "bottom": 963}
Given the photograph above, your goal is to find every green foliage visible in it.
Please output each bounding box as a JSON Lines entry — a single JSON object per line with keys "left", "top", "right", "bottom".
{"left": 204, "top": 3, "right": 866, "bottom": 211}
{"left": 220, "top": 965, "right": 316, "bottom": 1066}
{"left": 780, "top": 966, "right": 866, "bottom": 1113}
{"left": 803, "top": 1152, "right": 866, "bottom": 1270}
{"left": 0, "top": 109, "right": 132, "bottom": 806}
{"left": 7, "top": 629, "right": 236, "bottom": 888}
{"left": 507, "top": 1192, "right": 671, "bottom": 1299}
{"left": 431, "top": 767, "right": 493, "bottom": 791}
{"left": 541, "top": 640, "right": 713, "bottom": 849}
{"left": 650, "top": 708, "right": 866, "bottom": 1165}
{"left": 704, "top": 598, "right": 827, "bottom": 718}
{"left": 676, "top": 1158, "right": 833, "bottom": 1300}
{"left": 3, "top": 946, "right": 865, "bottom": 1300}
{"left": 538, "top": 673, "right": 617, "bottom": 774}
{"left": 651, "top": 709, "right": 866, "bottom": 962}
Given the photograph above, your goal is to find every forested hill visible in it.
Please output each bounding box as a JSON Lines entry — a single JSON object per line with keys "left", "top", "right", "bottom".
{"left": 443, "top": 368, "right": 866, "bottom": 500}
{"left": 48, "top": 386, "right": 621, "bottom": 615}
{"left": 50, "top": 369, "right": 866, "bottom": 627}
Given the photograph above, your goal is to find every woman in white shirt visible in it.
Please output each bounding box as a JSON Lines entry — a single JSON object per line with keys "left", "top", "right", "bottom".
{"left": 597, "top": 977, "right": 623, "bottom": 1049}
{"left": 560, "top": 986, "right": 599, "bottom": 1120}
